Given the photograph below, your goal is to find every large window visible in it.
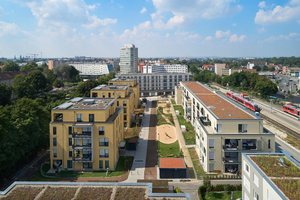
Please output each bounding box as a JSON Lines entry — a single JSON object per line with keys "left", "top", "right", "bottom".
{"left": 123, "top": 101, "right": 127, "bottom": 106}
{"left": 268, "top": 140, "right": 271, "bottom": 149}
{"left": 238, "top": 124, "right": 247, "bottom": 133}
{"left": 119, "top": 93, "right": 121, "bottom": 98}
{"left": 89, "top": 114, "right": 94, "bottom": 122}
{"left": 53, "top": 138, "right": 57, "bottom": 147}
{"left": 209, "top": 164, "right": 214, "bottom": 173}
{"left": 209, "top": 139, "right": 214, "bottom": 149}
{"left": 53, "top": 127, "right": 57, "bottom": 135}
{"left": 69, "top": 127, "right": 72, "bottom": 135}
{"left": 69, "top": 150, "right": 72, "bottom": 158}
{"left": 83, "top": 163, "right": 92, "bottom": 169}
{"left": 244, "top": 160, "right": 250, "bottom": 177}
{"left": 69, "top": 138, "right": 72, "bottom": 146}
{"left": 124, "top": 115, "right": 127, "bottom": 121}
{"left": 99, "top": 160, "right": 103, "bottom": 170}
{"left": 99, "top": 127, "right": 105, "bottom": 135}
{"left": 77, "top": 114, "right": 82, "bottom": 122}
{"left": 253, "top": 190, "right": 259, "bottom": 200}
{"left": 99, "top": 149, "right": 109, "bottom": 158}
{"left": 53, "top": 149, "right": 57, "bottom": 158}
{"left": 99, "top": 138, "right": 109, "bottom": 147}
{"left": 105, "top": 161, "right": 109, "bottom": 169}
{"left": 102, "top": 93, "right": 105, "bottom": 97}
{"left": 253, "top": 173, "right": 259, "bottom": 187}
{"left": 244, "top": 175, "right": 250, "bottom": 193}
{"left": 209, "top": 152, "right": 214, "bottom": 161}
{"left": 67, "top": 160, "right": 72, "bottom": 169}
{"left": 124, "top": 108, "right": 127, "bottom": 114}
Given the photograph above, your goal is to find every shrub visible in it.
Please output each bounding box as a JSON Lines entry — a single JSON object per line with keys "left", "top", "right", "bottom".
{"left": 214, "top": 184, "right": 224, "bottom": 191}
{"left": 198, "top": 185, "right": 206, "bottom": 195}
{"left": 174, "top": 187, "right": 182, "bottom": 193}
{"left": 224, "top": 184, "right": 229, "bottom": 192}
{"left": 203, "top": 176, "right": 211, "bottom": 188}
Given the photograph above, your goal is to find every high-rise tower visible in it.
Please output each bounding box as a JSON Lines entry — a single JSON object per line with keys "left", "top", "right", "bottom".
{"left": 120, "top": 44, "right": 138, "bottom": 74}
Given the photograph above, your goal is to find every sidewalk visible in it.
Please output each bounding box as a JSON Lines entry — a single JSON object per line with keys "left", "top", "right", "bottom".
{"left": 170, "top": 102, "right": 196, "bottom": 180}
{"left": 124, "top": 100, "right": 152, "bottom": 182}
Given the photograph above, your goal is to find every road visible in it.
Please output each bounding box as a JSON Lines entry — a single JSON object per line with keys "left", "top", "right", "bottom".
{"left": 276, "top": 74, "right": 299, "bottom": 93}
{"left": 275, "top": 137, "right": 300, "bottom": 162}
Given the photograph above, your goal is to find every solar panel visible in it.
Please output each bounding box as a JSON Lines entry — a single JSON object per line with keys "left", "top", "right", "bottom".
{"left": 70, "top": 97, "right": 83, "bottom": 103}
{"left": 57, "top": 102, "right": 73, "bottom": 109}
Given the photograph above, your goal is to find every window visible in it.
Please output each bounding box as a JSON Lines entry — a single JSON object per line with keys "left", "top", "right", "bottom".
{"left": 209, "top": 152, "right": 214, "bottom": 161}
{"left": 89, "top": 114, "right": 94, "bottom": 122}
{"left": 243, "top": 175, "right": 250, "bottom": 193}
{"left": 99, "top": 138, "right": 109, "bottom": 146}
{"left": 53, "top": 127, "right": 57, "bottom": 135}
{"left": 244, "top": 192, "right": 250, "bottom": 200}
{"left": 216, "top": 124, "right": 222, "bottom": 133}
{"left": 99, "top": 127, "right": 105, "bottom": 135}
{"left": 68, "top": 138, "right": 72, "bottom": 146}
{"left": 69, "top": 127, "right": 72, "bottom": 135}
{"left": 108, "top": 93, "right": 111, "bottom": 97}
{"left": 209, "top": 164, "right": 214, "bottom": 172}
{"left": 83, "top": 163, "right": 92, "bottom": 169}
{"left": 268, "top": 140, "right": 271, "bottom": 149}
{"left": 244, "top": 161, "right": 250, "bottom": 177}
{"left": 124, "top": 108, "right": 127, "bottom": 114}
{"left": 124, "top": 115, "right": 127, "bottom": 121}
{"left": 209, "top": 139, "right": 214, "bottom": 148}
{"left": 102, "top": 93, "right": 105, "bottom": 97}
{"left": 124, "top": 122, "right": 127, "bottom": 128}
{"left": 99, "top": 149, "right": 109, "bottom": 158}
{"left": 105, "top": 160, "right": 109, "bottom": 169}
{"left": 123, "top": 101, "right": 127, "bottom": 106}
{"left": 253, "top": 173, "right": 259, "bottom": 187}
{"left": 53, "top": 149, "right": 57, "bottom": 158}
{"left": 119, "top": 93, "right": 121, "bottom": 98}
{"left": 203, "top": 147, "right": 206, "bottom": 156}
{"left": 99, "top": 160, "right": 103, "bottom": 169}
{"left": 77, "top": 114, "right": 82, "bottom": 122}
{"left": 238, "top": 124, "right": 247, "bottom": 133}
{"left": 92, "top": 93, "right": 97, "bottom": 97}
{"left": 117, "top": 101, "right": 119, "bottom": 106}
{"left": 53, "top": 138, "right": 57, "bottom": 147}
{"left": 253, "top": 190, "right": 259, "bottom": 200}
{"left": 67, "top": 160, "right": 72, "bottom": 169}
{"left": 69, "top": 150, "right": 72, "bottom": 158}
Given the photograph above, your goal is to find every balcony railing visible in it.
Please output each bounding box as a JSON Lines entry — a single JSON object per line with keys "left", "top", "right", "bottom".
{"left": 72, "top": 131, "right": 92, "bottom": 137}
{"left": 200, "top": 117, "right": 211, "bottom": 126}
{"left": 72, "top": 144, "right": 92, "bottom": 149}
{"left": 222, "top": 157, "right": 240, "bottom": 164}
{"left": 72, "top": 155, "right": 92, "bottom": 162}
{"left": 223, "top": 144, "right": 239, "bottom": 151}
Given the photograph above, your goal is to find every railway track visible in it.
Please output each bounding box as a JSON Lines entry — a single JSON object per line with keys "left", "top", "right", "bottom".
{"left": 260, "top": 113, "right": 300, "bottom": 139}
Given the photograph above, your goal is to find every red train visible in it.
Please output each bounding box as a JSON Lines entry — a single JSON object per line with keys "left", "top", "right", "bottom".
{"left": 282, "top": 104, "right": 300, "bottom": 117}
{"left": 226, "top": 92, "right": 261, "bottom": 112}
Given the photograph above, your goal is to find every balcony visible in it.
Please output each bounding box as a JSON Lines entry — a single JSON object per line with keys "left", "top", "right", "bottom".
{"left": 54, "top": 114, "right": 63, "bottom": 122}
{"left": 72, "top": 144, "right": 92, "bottom": 150}
{"left": 72, "top": 155, "right": 92, "bottom": 162}
{"left": 72, "top": 131, "right": 92, "bottom": 138}
{"left": 222, "top": 157, "right": 240, "bottom": 164}
{"left": 200, "top": 117, "right": 211, "bottom": 126}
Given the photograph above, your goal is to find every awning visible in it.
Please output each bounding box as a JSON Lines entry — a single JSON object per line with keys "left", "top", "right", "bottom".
{"left": 118, "top": 141, "right": 126, "bottom": 148}
{"left": 73, "top": 123, "right": 93, "bottom": 127}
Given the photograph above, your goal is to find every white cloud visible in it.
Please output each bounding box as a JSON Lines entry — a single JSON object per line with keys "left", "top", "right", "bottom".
{"left": 257, "top": 27, "right": 265, "bottom": 33}
{"left": 140, "top": 7, "right": 147, "bottom": 13}
{"left": 150, "top": 0, "right": 242, "bottom": 30}
{"left": 229, "top": 34, "right": 246, "bottom": 42}
{"left": 119, "top": 21, "right": 153, "bottom": 40}
{"left": 165, "top": 33, "right": 170, "bottom": 38}
{"left": 186, "top": 34, "right": 201, "bottom": 39}
{"left": 0, "top": 21, "right": 21, "bottom": 36}
{"left": 203, "top": 36, "right": 213, "bottom": 42}
{"left": 0, "top": 7, "right": 6, "bottom": 16}
{"left": 263, "top": 32, "right": 299, "bottom": 42}
{"left": 258, "top": 1, "right": 266, "bottom": 8}
{"left": 255, "top": 1, "right": 300, "bottom": 25}
{"left": 83, "top": 16, "right": 117, "bottom": 29}
{"left": 215, "top": 30, "right": 231, "bottom": 38}
{"left": 232, "top": 23, "right": 236, "bottom": 26}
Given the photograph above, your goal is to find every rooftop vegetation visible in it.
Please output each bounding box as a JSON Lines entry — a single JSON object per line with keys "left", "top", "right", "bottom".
{"left": 273, "top": 179, "right": 300, "bottom": 200}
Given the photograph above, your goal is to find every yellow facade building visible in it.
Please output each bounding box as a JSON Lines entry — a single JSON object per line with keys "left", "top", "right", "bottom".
{"left": 49, "top": 97, "right": 124, "bottom": 171}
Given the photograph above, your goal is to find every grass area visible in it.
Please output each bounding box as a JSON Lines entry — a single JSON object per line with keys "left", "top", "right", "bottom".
{"left": 171, "top": 99, "right": 176, "bottom": 104}
{"left": 157, "top": 107, "right": 172, "bottom": 126}
{"left": 124, "top": 122, "right": 140, "bottom": 138}
{"left": 158, "top": 141, "right": 183, "bottom": 158}
{"left": 173, "top": 105, "right": 184, "bottom": 116}
{"left": 188, "top": 148, "right": 205, "bottom": 179}
{"left": 183, "top": 130, "right": 195, "bottom": 145}
{"left": 273, "top": 179, "right": 300, "bottom": 200}
{"left": 285, "top": 135, "right": 300, "bottom": 150}
{"left": 201, "top": 191, "right": 242, "bottom": 200}
{"left": 30, "top": 156, "right": 133, "bottom": 181}
{"left": 177, "top": 116, "right": 193, "bottom": 131}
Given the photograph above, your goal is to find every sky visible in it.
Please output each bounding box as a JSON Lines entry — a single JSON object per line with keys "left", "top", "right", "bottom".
{"left": 0, "top": 0, "right": 300, "bottom": 58}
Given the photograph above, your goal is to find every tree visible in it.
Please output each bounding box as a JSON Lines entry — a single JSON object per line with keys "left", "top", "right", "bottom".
{"left": 253, "top": 65, "right": 261, "bottom": 72}
{"left": 74, "top": 80, "right": 98, "bottom": 97}
{"left": 53, "top": 63, "right": 71, "bottom": 82}
{"left": 13, "top": 74, "right": 35, "bottom": 99}
{"left": 43, "top": 68, "right": 57, "bottom": 85}
{"left": 288, "top": 94, "right": 293, "bottom": 102}
{"left": 2, "top": 61, "right": 19, "bottom": 72}
{"left": 269, "top": 66, "right": 275, "bottom": 71}
{"left": 69, "top": 65, "right": 80, "bottom": 83}
{"left": 116, "top": 65, "right": 120, "bottom": 72}
{"left": 262, "top": 65, "right": 268, "bottom": 71}
{"left": 53, "top": 79, "right": 64, "bottom": 88}
{"left": 0, "top": 83, "right": 12, "bottom": 106}
{"left": 41, "top": 63, "right": 48, "bottom": 69}
{"left": 20, "top": 61, "right": 38, "bottom": 71}
{"left": 26, "top": 70, "right": 51, "bottom": 96}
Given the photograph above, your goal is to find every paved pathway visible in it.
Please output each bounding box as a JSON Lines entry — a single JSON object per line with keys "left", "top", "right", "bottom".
{"left": 125, "top": 100, "right": 152, "bottom": 182}
{"left": 170, "top": 102, "right": 196, "bottom": 180}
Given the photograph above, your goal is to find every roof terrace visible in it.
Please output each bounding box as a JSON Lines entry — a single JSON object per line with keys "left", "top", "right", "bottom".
{"left": 52, "top": 97, "right": 115, "bottom": 110}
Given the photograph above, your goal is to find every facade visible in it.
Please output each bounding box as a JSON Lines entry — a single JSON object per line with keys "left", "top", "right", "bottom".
{"left": 48, "top": 60, "right": 60, "bottom": 70}
{"left": 159, "top": 158, "right": 187, "bottom": 179}
{"left": 120, "top": 44, "right": 138, "bottom": 74}
{"left": 247, "top": 61, "right": 267, "bottom": 69}
{"left": 90, "top": 84, "right": 139, "bottom": 128}
{"left": 214, "top": 63, "right": 226, "bottom": 75}
{"left": 178, "top": 81, "right": 275, "bottom": 173}
{"left": 117, "top": 73, "right": 193, "bottom": 97}
{"left": 49, "top": 97, "right": 124, "bottom": 171}
{"left": 221, "top": 68, "right": 242, "bottom": 76}
{"left": 174, "top": 86, "right": 183, "bottom": 105}
{"left": 143, "top": 64, "right": 188, "bottom": 74}
{"left": 202, "top": 64, "right": 215, "bottom": 72}
{"left": 242, "top": 152, "right": 300, "bottom": 200}
{"left": 107, "top": 60, "right": 120, "bottom": 71}
{"left": 70, "top": 62, "right": 114, "bottom": 75}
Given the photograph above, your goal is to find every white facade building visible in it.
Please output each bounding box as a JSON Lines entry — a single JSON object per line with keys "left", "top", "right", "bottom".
{"left": 70, "top": 62, "right": 114, "bottom": 75}
{"left": 120, "top": 44, "right": 138, "bottom": 74}
{"left": 143, "top": 64, "right": 188, "bottom": 74}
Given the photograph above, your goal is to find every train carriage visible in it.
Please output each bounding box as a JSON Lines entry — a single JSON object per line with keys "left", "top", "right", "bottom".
{"left": 282, "top": 104, "right": 300, "bottom": 117}
{"left": 226, "top": 92, "right": 261, "bottom": 112}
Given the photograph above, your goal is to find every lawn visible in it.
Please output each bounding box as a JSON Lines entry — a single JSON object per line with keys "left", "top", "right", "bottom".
{"left": 173, "top": 105, "right": 184, "bottom": 116}
{"left": 30, "top": 156, "right": 134, "bottom": 181}
{"left": 201, "top": 191, "right": 242, "bottom": 200}
{"left": 285, "top": 135, "right": 300, "bottom": 150}
{"left": 124, "top": 123, "right": 140, "bottom": 138}
{"left": 157, "top": 107, "right": 172, "bottom": 126}
{"left": 188, "top": 148, "right": 205, "bottom": 178}
{"left": 171, "top": 99, "right": 176, "bottom": 104}
{"left": 177, "top": 115, "right": 195, "bottom": 145}
{"left": 158, "top": 141, "right": 182, "bottom": 158}
{"left": 177, "top": 115, "right": 193, "bottom": 131}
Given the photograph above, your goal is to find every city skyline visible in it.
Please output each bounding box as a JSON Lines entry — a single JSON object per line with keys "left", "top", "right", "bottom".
{"left": 0, "top": 0, "right": 300, "bottom": 58}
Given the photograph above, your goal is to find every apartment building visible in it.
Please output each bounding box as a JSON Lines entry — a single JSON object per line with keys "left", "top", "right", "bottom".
{"left": 142, "top": 64, "right": 188, "bottom": 74}
{"left": 90, "top": 84, "right": 137, "bottom": 128}
{"left": 70, "top": 62, "right": 114, "bottom": 75}
{"left": 242, "top": 152, "right": 300, "bottom": 200}
{"left": 120, "top": 44, "right": 138, "bottom": 74}
{"left": 48, "top": 60, "right": 60, "bottom": 70}
{"left": 50, "top": 97, "right": 124, "bottom": 171}
{"left": 178, "top": 81, "right": 275, "bottom": 173}
{"left": 221, "top": 68, "right": 242, "bottom": 76}
{"left": 117, "top": 73, "right": 193, "bottom": 97}
{"left": 214, "top": 63, "right": 226, "bottom": 76}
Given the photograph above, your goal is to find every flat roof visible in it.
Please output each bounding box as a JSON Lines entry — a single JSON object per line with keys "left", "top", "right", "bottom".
{"left": 91, "top": 85, "right": 128, "bottom": 91}
{"left": 160, "top": 158, "right": 185, "bottom": 169}
{"left": 53, "top": 98, "right": 115, "bottom": 110}
{"left": 109, "top": 78, "right": 135, "bottom": 82}
{"left": 181, "top": 81, "right": 254, "bottom": 119}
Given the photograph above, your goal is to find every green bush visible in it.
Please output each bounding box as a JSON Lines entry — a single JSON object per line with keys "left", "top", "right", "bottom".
{"left": 214, "top": 184, "right": 224, "bottom": 191}
{"left": 198, "top": 185, "right": 206, "bottom": 195}
{"left": 174, "top": 187, "right": 182, "bottom": 193}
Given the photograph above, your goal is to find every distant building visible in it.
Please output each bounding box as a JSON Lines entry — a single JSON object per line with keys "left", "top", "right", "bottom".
{"left": 247, "top": 61, "right": 267, "bottom": 69}
{"left": 221, "top": 68, "right": 242, "bottom": 76}
{"left": 0, "top": 70, "right": 41, "bottom": 86}
{"left": 287, "top": 67, "right": 300, "bottom": 77}
{"left": 143, "top": 64, "right": 188, "bottom": 74}
{"left": 120, "top": 44, "right": 138, "bottom": 74}
{"left": 48, "top": 60, "right": 60, "bottom": 70}
{"left": 107, "top": 60, "right": 120, "bottom": 71}
{"left": 70, "top": 62, "right": 114, "bottom": 75}
{"left": 242, "top": 69, "right": 257, "bottom": 73}
{"left": 214, "top": 63, "right": 226, "bottom": 75}
{"left": 202, "top": 64, "right": 215, "bottom": 71}
{"left": 242, "top": 152, "right": 299, "bottom": 200}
